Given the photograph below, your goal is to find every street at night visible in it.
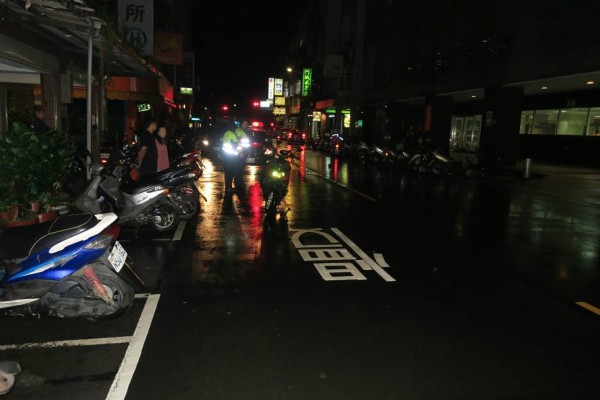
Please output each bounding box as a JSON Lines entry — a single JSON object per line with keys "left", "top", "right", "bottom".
{"left": 2, "top": 148, "right": 600, "bottom": 399}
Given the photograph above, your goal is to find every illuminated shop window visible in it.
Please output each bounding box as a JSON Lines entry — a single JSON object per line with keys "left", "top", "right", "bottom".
{"left": 557, "top": 108, "right": 589, "bottom": 135}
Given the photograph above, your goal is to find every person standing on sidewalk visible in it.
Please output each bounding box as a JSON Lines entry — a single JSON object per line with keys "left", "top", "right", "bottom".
{"left": 156, "top": 126, "right": 170, "bottom": 172}
{"left": 136, "top": 118, "right": 159, "bottom": 177}
{"left": 31, "top": 105, "right": 51, "bottom": 135}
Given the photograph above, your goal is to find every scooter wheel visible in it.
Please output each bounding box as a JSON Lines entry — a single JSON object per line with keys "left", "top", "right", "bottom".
{"left": 173, "top": 192, "right": 200, "bottom": 221}
{"left": 409, "top": 156, "right": 422, "bottom": 172}
{"left": 264, "top": 192, "right": 279, "bottom": 216}
{"left": 150, "top": 205, "right": 180, "bottom": 232}
{"left": 90, "top": 270, "right": 134, "bottom": 320}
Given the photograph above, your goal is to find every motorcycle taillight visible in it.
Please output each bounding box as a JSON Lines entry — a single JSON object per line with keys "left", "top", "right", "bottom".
{"left": 102, "top": 225, "right": 121, "bottom": 243}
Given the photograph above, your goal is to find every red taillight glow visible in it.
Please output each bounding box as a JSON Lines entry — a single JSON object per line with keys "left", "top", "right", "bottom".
{"left": 100, "top": 159, "right": 108, "bottom": 164}
{"left": 302, "top": 133, "right": 306, "bottom": 139}
{"left": 102, "top": 225, "right": 121, "bottom": 243}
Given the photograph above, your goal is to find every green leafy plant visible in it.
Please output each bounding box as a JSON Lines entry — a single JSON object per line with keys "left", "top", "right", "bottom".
{"left": 0, "top": 122, "right": 74, "bottom": 217}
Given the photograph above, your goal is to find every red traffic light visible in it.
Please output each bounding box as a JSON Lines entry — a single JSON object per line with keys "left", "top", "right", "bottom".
{"left": 252, "top": 100, "right": 260, "bottom": 107}
{"left": 222, "top": 105, "right": 229, "bottom": 111}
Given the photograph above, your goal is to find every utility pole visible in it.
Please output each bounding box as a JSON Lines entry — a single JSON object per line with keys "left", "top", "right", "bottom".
{"left": 349, "top": 0, "right": 366, "bottom": 140}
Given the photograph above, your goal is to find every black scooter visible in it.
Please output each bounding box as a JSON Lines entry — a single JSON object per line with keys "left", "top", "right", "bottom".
{"left": 261, "top": 150, "right": 293, "bottom": 217}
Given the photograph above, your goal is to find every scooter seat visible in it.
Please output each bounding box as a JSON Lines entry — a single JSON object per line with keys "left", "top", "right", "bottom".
{"left": 0, "top": 213, "right": 98, "bottom": 260}
{"left": 139, "top": 165, "right": 191, "bottom": 185}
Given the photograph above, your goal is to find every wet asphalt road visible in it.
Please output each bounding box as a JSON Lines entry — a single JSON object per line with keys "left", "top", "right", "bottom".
{"left": 2, "top": 146, "right": 600, "bottom": 399}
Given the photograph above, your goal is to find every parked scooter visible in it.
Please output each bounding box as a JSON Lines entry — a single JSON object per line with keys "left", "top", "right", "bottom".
{"left": 0, "top": 212, "right": 143, "bottom": 319}
{"left": 62, "top": 145, "right": 91, "bottom": 196}
{"left": 76, "top": 162, "right": 181, "bottom": 231}
{"left": 261, "top": 150, "right": 293, "bottom": 217}
{"left": 409, "top": 148, "right": 453, "bottom": 175}
{"left": 121, "top": 144, "right": 205, "bottom": 221}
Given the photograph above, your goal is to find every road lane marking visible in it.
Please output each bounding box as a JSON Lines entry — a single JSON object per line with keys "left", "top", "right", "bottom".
{"left": 304, "top": 166, "right": 377, "bottom": 202}
{"left": 576, "top": 301, "right": 600, "bottom": 316}
{"left": 106, "top": 294, "right": 160, "bottom": 400}
{"left": 0, "top": 336, "right": 131, "bottom": 351}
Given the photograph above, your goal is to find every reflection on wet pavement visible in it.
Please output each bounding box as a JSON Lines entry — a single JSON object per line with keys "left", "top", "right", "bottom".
{"left": 187, "top": 150, "right": 600, "bottom": 307}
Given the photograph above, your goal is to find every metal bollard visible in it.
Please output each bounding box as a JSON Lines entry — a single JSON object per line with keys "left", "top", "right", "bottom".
{"left": 523, "top": 158, "right": 532, "bottom": 179}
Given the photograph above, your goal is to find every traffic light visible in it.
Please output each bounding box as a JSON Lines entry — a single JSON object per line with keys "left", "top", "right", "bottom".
{"left": 252, "top": 100, "right": 260, "bottom": 108}
{"left": 222, "top": 105, "right": 229, "bottom": 111}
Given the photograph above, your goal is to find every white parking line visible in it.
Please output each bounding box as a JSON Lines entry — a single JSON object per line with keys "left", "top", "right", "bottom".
{"left": 172, "top": 221, "right": 187, "bottom": 241}
{"left": 0, "top": 336, "right": 131, "bottom": 351}
{"left": 106, "top": 294, "right": 160, "bottom": 400}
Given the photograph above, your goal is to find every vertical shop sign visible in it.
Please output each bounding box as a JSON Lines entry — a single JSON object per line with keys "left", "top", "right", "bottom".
{"left": 118, "top": 0, "right": 154, "bottom": 56}
{"left": 302, "top": 68, "right": 312, "bottom": 97}
{"left": 274, "top": 78, "right": 283, "bottom": 96}
{"left": 154, "top": 32, "right": 183, "bottom": 65}
{"left": 268, "top": 78, "right": 275, "bottom": 99}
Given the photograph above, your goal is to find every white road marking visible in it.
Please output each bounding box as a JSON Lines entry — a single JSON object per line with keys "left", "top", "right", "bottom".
{"left": 0, "top": 336, "right": 131, "bottom": 351}
{"left": 172, "top": 221, "right": 186, "bottom": 241}
{"left": 331, "top": 228, "right": 396, "bottom": 282}
{"left": 305, "top": 166, "right": 377, "bottom": 202}
{"left": 106, "top": 294, "right": 160, "bottom": 400}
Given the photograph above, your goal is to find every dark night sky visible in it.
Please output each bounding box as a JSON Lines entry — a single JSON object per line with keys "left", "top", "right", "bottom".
{"left": 190, "top": 0, "right": 310, "bottom": 106}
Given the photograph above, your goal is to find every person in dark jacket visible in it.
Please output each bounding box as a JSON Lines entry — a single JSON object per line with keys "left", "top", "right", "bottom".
{"left": 31, "top": 105, "right": 51, "bottom": 135}
{"left": 136, "top": 118, "right": 159, "bottom": 176}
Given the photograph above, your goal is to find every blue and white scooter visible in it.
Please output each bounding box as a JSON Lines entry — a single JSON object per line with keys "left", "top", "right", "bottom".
{"left": 0, "top": 213, "right": 143, "bottom": 319}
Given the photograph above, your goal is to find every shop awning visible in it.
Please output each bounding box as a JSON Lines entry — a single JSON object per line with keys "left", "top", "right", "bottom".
{"left": 0, "top": 0, "right": 164, "bottom": 79}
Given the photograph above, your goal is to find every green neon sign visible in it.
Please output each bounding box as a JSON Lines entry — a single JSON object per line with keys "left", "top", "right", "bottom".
{"left": 302, "top": 68, "right": 312, "bottom": 97}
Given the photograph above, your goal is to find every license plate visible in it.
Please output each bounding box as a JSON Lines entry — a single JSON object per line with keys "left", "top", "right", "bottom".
{"left": 108, "top": 241, "right": 127, "bottom": 272}
{"left": 246, "top": 157, "right": 255, "bottom": 163}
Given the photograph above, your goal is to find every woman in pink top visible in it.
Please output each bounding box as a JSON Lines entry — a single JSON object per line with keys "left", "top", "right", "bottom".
{"left": 156, "top": 126, "right": 170, "bottom": 172}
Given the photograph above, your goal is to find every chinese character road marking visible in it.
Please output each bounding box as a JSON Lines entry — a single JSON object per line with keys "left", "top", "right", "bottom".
{"left": 290, "top": 228, "right": 396, "bottom": 282}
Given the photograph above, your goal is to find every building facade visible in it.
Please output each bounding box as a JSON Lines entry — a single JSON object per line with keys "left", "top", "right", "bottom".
{"left": 293, "top": 0, "right": 600, "bottom": 166}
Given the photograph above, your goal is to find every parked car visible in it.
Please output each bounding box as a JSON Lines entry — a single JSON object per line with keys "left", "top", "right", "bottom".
{"left": 246, "top": 128, "right": 275, "bottom": 165}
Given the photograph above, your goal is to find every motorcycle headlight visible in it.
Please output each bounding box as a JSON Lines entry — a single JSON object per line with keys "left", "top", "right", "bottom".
{"left": 271, "top": 170, "right": 286, "bottom": 178}
{"left": 202, "top": 139, "right": 209, "bottom": 146}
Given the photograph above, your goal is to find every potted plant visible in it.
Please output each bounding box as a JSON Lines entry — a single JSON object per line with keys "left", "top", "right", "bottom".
{"left": 0, "top": 122, "right": 74, "bottom": 227}
{"left": 0, "top": 196, "right": 18, "bottom": 222}
{"left": 37, "top": 192, "right": 60, "bottom": 223}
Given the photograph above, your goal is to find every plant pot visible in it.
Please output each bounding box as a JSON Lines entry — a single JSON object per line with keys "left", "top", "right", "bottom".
{"left": 30, "top": 201, "right": 41, "bottom": 213}
{"left": 0, "top": 205, "right": 20, "bottom": 222}
{"left": 2, "top": 216, "right": 38, "bottom": 229}
{"left": 51, "top": 205, "right": 69, "bottom": 215}
{"left": 37, "top": 210, "right": 59, "bottom": 223}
